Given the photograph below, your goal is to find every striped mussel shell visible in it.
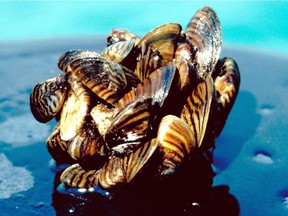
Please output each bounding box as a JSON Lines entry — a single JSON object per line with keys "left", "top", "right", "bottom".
{"left": 58, "top": 49, "right": 100, "bottom": 74}
{"left": 134, "top": 23, "right": 184, "bottom": 81}
{"left": 136, "top": 23, "right": 183, "bottom": 65}
{"left": 174, "top": 41, "right": 198, "bottom": 91}
{"left": 62, "top": 55, "right": 130, "bottom": 105}
{"left": 66, "top": 116, "right": 109, "bottom": 163}
{"left": 104, "top": 63, "right": 177, "bottom": 154}
{"left": 212, "top": 57, "right": 240, "bottom": 138}
{"left": 60, "top": 138, "right": 158, "bottom": 189}
{"left": 185, "top": 6, "right": 222, "bottom": 80}
{"left": 59, "top": 77, "right": 91, "bottom": 141}
{"left": 157, "top": 115, "right": 197, "bottom": 176}
{"left": 101, "top": 39, "right": 135, "bottom": 64}
{"left": 46, "top": 123, "right": 75, "bottom": 164}
{"left": 180, "top": 76, "right": 216, "bottom": 149}
{"left": 30, "top": 74, "right": 69, "bottom": 123}
{"left": 107, "top": 28, "right": 140, "bottom": 46}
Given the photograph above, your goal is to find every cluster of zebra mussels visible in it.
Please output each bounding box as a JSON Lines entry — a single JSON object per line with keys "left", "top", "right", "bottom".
{"left": 30, "top": 7, "right": 240, "bottom": 191}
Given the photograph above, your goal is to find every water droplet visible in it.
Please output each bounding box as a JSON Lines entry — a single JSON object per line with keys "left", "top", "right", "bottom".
{"left": 69, "top": 207, "right": 75, "bottom": 213}
{"left": 279, "top": 190, "right": 288, "bottom": 209}
{"left": 259, "top": 104, "right": 275, "bottom": 115}
{"left": 283, "top": 196, "right": 288, "bottom": 209}
{"left": 253, "top": 150, "right": 273, "bottom": 164}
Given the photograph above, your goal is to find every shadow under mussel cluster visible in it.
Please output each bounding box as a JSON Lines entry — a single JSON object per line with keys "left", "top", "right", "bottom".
{"left": 52, "top": 154, "right": 239, "bottom": 216}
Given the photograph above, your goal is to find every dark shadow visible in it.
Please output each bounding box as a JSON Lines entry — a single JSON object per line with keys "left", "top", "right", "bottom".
{"left": 52, "top": 154, "right": 239, "bottom": 216}
{"left": 213, "top": 90, "right": 261, "bottom": 173}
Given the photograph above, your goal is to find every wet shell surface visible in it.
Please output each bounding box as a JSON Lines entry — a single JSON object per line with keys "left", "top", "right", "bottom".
{"left": 30, "top": 6, "right": 240, "bottom": 192}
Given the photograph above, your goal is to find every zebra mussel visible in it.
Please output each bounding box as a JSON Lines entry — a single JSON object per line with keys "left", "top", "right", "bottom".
{"left": 30, "top": 6, "right": 240, "bottom": 191}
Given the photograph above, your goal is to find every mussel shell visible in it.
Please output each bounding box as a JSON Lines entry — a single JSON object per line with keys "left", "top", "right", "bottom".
{"left": 101, "top": 40, "right": 135, "bottom": 64}
{"left": 46, "top": 124, "right": 75, "bottom": 164}
{"left": 60, "top": 139, "right": 158, "bottom": 189}
{"left": 60, "top": 163, "right": 100, "bottom": 188}
{"left": 186, "top": 6, "right": 222, "bottom": 79}
{"left": 134, "top": 44, "right": 163, "bottom": 82}
{"left": 58, "top": 49, "right": 100, "bottom": 73}
{"left": 98, "top": 139, "right": 158, "bottom": 189}
{"left": 90, "top": 103, "right": 115, "bottom": 138}
{"left": 180, "top": 76, "right": 215, "bottom": 148}
{"left": 59, "top": 78, "right": 91, "bottom": 141}
{"left": 212, "top": 57, "right": 240, "bottom": 138}
{"left": 67, "top": 116, "right": 109, "bottom": 164}
{"left": 136, "top": 23, "right": 183, "bottom": 65}
{"left": 30, "top": 74, "right": 69, "bottom": 123}
{"left": 107, "top": 28, "right": 140, "bottom": 46}
{"left": 174, "top": 41, "right": 198, "bottom": 91}
{"left": 118, "top": 62, "right": 176, "bottom": 109}
{"left": 157, "top": 115, "right": 197, "bottom": 175}
{"left": 67, "top": 56, "right": 128, "bottom": 105}
{"left": 105, "top": 98, "right": 153, "bottom": 154}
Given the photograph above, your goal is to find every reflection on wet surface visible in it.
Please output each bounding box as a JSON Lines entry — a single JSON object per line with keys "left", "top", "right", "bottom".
{"left": 52, "top": 155, "right": 239, "bottom": 216}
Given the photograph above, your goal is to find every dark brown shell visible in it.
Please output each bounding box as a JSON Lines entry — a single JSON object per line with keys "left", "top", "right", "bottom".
{"left": 30, "top": 74, "right": 69, "bottom": 123}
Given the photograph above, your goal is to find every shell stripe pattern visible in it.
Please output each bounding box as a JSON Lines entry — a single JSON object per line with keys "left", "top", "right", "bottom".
{"left": 213, "top": 57, "right": 240, "bottom": 110}
{"left": 67, "top": 118, "right": 107, "bottom": 160}
{"left": 68, "top": 57, "right": 127, "bottom": 105}
{"left": 30, "top": 74, "right": 68, "bottom": 123}
{"left": 60, "top": 139, "right": 158, "bottom": 189}
{"left": 180, "top": 76, "right": 214, "bottom": 148}
{"left": 60, "top": 163, "right": 100, "bottom": 188}
{"left": 99, "top": 138, "right": 158, "bottom": 188}
{"left": 212, "top": 57, "right": 240, "bottom": 138}
{"left": 118, "top": 62, "right": 176, "bottom": 109}
{"left": 58, "top": 49, "right": 100, "bottom": 73}
{"left": 136, "top": 23, "right": 182, "bottom": 63}
{"left": 105, "top": 98, "right": 153, "bottom": 153}
{"left": 185, "top": 7, "right": 222, "bottom": 79}
{"left": 135, "top": 44, "right": 162, "bottom": 82}
{"left": 46, "top": 124, "right": 75, "bottom": 164}
{"left": 101, "top": 39, "right": 135, "bottom": 63}
{"left": 157, "top": 115, "right": 197, "bottom": 175}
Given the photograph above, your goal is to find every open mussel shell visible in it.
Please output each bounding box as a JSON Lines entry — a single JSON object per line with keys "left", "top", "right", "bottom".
{"left": 180, "top": 76, "right": 215, "bottom": 148}
{"left": 58, "top": 49, "right": 100, "bottom": 73}
{"left": 59, "top": 78, "right": 91, "bottom": 141}
{"left": 157, "top": 115, "right": 197, "bottom": 176}
{"left": 107, "top": 28, "right": 140, "bottom": 46}
{"left": 186, "top": 6, "right": 222, "bottom": 79}
{"left": 30, "top": 74, "right": 69, "bottom": 123}
{"left": 212, "top": 57, "right": 240, "bottom": 137}
{"left": 66, "top": 56, "right": 128, "bottom": 105}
